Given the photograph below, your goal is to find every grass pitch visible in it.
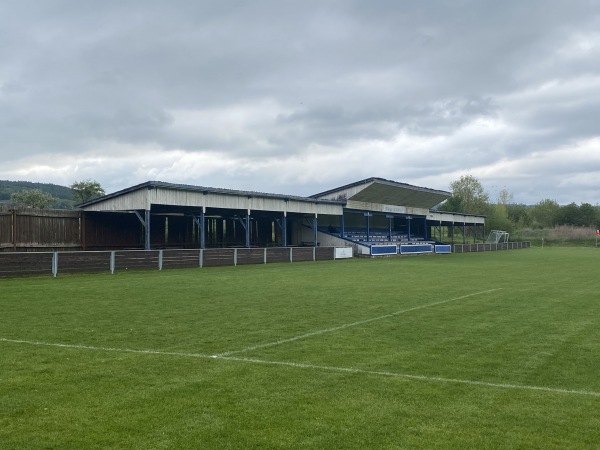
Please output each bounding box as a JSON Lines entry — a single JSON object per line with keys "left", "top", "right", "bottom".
{"left": 1, "top": 247, "right": 599, "bottom": 449}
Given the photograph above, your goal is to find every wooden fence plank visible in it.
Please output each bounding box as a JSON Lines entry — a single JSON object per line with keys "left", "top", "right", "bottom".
{"left": 0, "top": 246, "right": 336, "bottom": 277}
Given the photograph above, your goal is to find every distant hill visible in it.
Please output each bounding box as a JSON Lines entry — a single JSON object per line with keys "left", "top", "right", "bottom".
{"left": 0, "top": 180, "right": 76, "bottom": 209}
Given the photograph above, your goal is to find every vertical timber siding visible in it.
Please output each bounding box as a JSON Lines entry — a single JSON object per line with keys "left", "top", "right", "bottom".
{"left": 0, "top": 208, "right": 82, "bottom": 252}
{"left": 0, "top": 247, "right": 338, "bottom": 277}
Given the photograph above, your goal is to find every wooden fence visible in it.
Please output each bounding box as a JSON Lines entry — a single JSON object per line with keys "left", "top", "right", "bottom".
{"left": 0, "top": 208, "right": 82, "bottom": 252}
{"left": 0, "top": 247, "right": 337, "bottom": 278}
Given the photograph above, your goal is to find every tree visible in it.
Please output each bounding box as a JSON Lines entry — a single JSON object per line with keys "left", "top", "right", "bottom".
{"left": 71, "top": 180, "right": 105, "bottom": 203}
{"left": 578, "top": 203, "right": 597, "bottom": 227}
{"left": 530, "top": 199, "right": 560, "bottom": 228}
{"left": 557, "top": 202, "right": 582, "bottom": 226}
{"left": 497, "top": 189, "right": 513, "bottom": 206}
{"left": 441, "top": 175, "right": 489, "bottom": 215}
{"left": 506, "top": 204, "right": 532, "bottom": 228}
{"left": 485, "top": 189, "right": 515, "bottom": 232}
{"left": 10, "top": 189, "right": 58, "bottom": 209}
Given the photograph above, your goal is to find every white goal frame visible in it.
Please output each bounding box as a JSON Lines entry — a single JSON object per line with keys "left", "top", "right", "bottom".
{"left": 486, "top": 230, "right": 509, "bottom": 244}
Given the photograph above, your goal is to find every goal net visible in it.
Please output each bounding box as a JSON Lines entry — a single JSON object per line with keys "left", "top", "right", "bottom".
{"left": 486, "top": 230, "right": 509, "bottom": 244}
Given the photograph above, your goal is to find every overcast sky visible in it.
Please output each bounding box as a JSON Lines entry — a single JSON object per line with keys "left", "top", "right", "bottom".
{"left": 1, "top": 1, "right": 599, "bottom": 204}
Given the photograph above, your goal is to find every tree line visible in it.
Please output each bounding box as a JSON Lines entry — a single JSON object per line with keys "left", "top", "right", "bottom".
{"left": 4, "top": 180, "right": 105, "bottom": 209}
{"left": 438, "top": 175, "right": 600, "bottom": 232}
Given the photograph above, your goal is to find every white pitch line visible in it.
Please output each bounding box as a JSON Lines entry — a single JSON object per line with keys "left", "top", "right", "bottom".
{"left": 220, "top": 355, "right": 600, "bottom": 398}
{"left": 0, "top": 338, "right": 213, "bottom": 359}
{"left": 1, "top": 336, "right": 599, "bottom": 398}
{"left": 215, "top": 288, "right": 503, "bottom": 357}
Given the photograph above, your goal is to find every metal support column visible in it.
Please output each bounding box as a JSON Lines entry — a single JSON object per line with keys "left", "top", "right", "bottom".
{"left": 145, "top": 209, "right": 151, "bottom": 250}
{"left": 200, "top": 210, "right": 205, "bottom": 249}
{"left": 135, "top": 210, "right": 151, "bottom": 250}
{"left": 313, "top": 214, "right": 318, "bottom": 247}
{"left": 282, "top": 213, "right": 287, "bottom": 247}
{"left": 407, "top": 216, "right": 412, "bottom": 241}
{"left": 364, "top": 212, "right": 372, "bottom": 242}
{"left": 246, "top": 210, "right": 251, "bottom": 248}
{"left": 192, "top": 210, "right": 206, "bottom": 249}
{"left": 340, "top": 213, "right": 345, "bottom": 238}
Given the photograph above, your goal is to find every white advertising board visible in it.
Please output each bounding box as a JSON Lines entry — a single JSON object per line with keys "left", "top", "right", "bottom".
{"left": 335, "top": 247, "right": 353, "bottom": 259}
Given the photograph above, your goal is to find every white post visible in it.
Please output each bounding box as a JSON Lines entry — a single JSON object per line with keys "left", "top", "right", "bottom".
{"left": 110, "top": 251, "right": 115, "bottom": 274}
{"left": 52, "top": 252, "right": 58, "bottom": 277}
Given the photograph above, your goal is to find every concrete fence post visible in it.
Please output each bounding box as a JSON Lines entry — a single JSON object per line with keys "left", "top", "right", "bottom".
{"left": 110, "top": 251, "right": 115, "bottom": 274}
{"left": 52, "top": 252, "right": 58, "bottom": 277}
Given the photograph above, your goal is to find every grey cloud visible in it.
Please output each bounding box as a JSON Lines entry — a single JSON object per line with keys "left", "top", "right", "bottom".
{"left": 1, "top": 0, "right": 600, "bottom": 203}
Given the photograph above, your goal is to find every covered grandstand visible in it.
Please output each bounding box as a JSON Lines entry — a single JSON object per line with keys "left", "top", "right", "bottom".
{"left": 310, "top": 178, "right": 485, "bottom": 255}
{"left": 78, "top": 177, "right": 485, "bottom": 255}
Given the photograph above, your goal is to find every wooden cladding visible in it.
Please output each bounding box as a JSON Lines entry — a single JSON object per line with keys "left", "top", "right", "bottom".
{"left": 0, "top": 208, "right": 82, "bottom": 251}
{"left": 0, "top": 247, "right": 338, "bottom": 277}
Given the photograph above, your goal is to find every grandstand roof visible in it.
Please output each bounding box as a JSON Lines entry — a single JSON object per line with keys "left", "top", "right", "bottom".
{"left": 79, "top": 180, "right": 342, "bottom": 208}
{"left": 311, "top": 177, "right": 451, "bottom": 209}
{"left": 78, "top": 180, "right": 344, "bottom": 216}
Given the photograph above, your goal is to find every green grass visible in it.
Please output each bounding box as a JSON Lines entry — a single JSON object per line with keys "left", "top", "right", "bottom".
{"left": 1, "top": 248, "right": 600, "bottom": 449}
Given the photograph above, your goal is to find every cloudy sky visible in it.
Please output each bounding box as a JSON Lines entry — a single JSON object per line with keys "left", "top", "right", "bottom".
{"left": 1, "top": 1, "right": 599, "bottom": 204}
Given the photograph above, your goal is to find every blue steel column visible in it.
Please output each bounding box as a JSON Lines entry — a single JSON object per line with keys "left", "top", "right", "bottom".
{"left": 340, "top": 213, "right": 345, "bottom": 238}
{"left": 200, "top": 210, "right": 205, "bottom": 249}
{"left": 246, "top": 211, "right": 251, "bottom": 248}
{"left": 282, "top": 214, "right": 287, "bottom": 247}
{"left": 407, "top": 216, "right": 412, "bottom": 241}
{"left": 365, "top": 212, "right": 371, "bottom": 242}
{"left": 145, "top": 209, "right": 151, "bottom": 250}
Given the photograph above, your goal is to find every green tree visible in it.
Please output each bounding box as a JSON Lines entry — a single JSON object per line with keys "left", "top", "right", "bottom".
{"left": 497, "top": 189, "right": 513, "bottom": 206}
{"left": 71, "top": 180, "right": 105, "bottom": 203}
{"left": 485, "top": 189, "right": 514, "bottom": 232}
{"left": 10, "top": 189, "right": 58, "bottom": 209}
{"left": 578, "top": 203, "right": 596, "bottom": 227}
{"left": 506, "top": 204, "right": 532, "bottom": 228}
{"left": 441, "top": 175, "right": 489, "bottom": 215}
{"left": 557, "top": 202, "right": 582, "bottom": 226}
{"left": 530, "top": 199, "right": 560, "bottom": 228}
{"left": 486, "top": 203, "right": 513, "bottom": 233}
